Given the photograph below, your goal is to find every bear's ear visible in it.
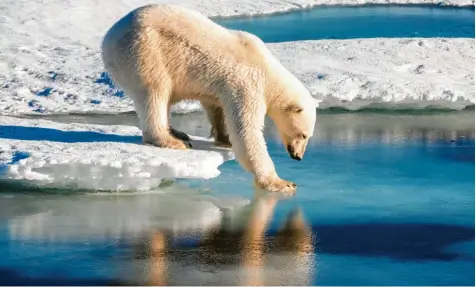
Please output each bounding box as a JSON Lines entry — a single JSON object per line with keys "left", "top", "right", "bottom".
{"left": 285, "top": 105, "right": 303, "bottom": 113}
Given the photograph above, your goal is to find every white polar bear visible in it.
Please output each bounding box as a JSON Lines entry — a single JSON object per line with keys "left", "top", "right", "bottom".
{"left": 101, "top": 4, "right": 316, "bottom": 193}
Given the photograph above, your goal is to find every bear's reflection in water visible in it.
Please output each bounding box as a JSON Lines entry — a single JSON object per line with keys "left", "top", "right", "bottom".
{"left": 5, "top": 186, "right": 315, "bottom": 286}
{"left": 130, "top": 190, "right": 316, "bottom": 286}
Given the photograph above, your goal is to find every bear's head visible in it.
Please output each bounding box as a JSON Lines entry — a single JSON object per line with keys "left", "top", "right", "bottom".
{"left": 271, "top": 89, "right": 316, "bottom": 161}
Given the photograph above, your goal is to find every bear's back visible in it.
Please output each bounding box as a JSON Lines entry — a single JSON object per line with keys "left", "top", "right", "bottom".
{"left": 139, "top": 5, "right": 232, "bottom": 51}
{"left": 102, "top": 4, "right": 284, "bottom": 99}
{"left": 140, "top": 5, "right": 276, "bottom": 68}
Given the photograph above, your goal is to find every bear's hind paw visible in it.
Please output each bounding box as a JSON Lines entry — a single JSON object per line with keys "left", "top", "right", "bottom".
{"left": 214, "top": 140, "right": 232, "bottom": 149}
{"left": 213, "top": 134, "right": 231, "bottom": 149}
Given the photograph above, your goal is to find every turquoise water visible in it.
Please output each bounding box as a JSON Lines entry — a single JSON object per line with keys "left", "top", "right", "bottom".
{"left": 183, "top": 112, "right": 475, "bottom": 285}
{"left": 216, "top": 5, "right": 475, "bottom": 42}
{"left": 0, "top": 112, "right": 474, "bottom": 285}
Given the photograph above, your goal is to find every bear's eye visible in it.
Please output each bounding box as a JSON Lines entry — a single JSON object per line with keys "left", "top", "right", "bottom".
{"left": 285, "top": 105, "right": 303, "bottom": 113}
{"left": 301, "top": 134, "right": 308, "bottom": 139}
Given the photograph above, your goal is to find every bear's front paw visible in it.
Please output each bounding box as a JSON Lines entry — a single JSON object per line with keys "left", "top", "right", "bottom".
{"left": 143, "top": 137, "right": 191, "bottom": 150}
{"left": 255, "top": 176, "right": 297, "bottom": 195}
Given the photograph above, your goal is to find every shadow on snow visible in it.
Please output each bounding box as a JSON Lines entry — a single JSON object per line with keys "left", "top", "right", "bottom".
{"left": 0, "top": 125, "right": 141, "bottom": 144}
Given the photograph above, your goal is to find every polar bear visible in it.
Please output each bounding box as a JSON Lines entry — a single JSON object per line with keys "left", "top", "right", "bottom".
{"left": 101, "top": 4, "right": 316, "bottom": 193}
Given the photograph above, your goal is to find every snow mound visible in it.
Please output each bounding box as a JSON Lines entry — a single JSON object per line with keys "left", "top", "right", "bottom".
{"left": 0, "top": 116, "right": 234, "bottom": 191}
{"left": 269, "top": 38, "right": 474, "bottom": 110}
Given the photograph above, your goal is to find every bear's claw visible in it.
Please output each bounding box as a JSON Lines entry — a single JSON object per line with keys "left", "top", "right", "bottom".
{"left": 170, "top": 127, "right": 191, "bottom": 142}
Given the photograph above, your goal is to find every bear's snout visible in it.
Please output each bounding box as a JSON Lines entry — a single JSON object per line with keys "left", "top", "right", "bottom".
{"left": 287, "top": 145, "right": 302, "bottom": 161}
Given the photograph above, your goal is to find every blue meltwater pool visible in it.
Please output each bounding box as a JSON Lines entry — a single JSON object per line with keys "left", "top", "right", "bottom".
{"left": 215, "top": 5, "right": 475, "bottom": 42}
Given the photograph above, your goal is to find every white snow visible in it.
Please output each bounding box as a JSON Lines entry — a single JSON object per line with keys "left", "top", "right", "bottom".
{"left": 269, "top": 38, "right": 475, "bottom": 110}
{"left": 1, "top": 37, "right": 472, "bottom": 114}
{"left": 0, "top": 0, "right": 474, "bottom": 116}
{"left": 0, "top": 116, "right": 234, "bottom": 191}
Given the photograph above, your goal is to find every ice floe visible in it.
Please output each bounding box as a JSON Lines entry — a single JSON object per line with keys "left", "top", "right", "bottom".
{"left": 270, "top": 38, "right": 474, "bottom": 110}
{"left": 0, "top": 116, "right": 234, "bottom": 191}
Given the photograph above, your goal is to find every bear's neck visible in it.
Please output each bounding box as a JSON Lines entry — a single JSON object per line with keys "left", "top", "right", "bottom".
{"left": 264, "top": 69, "right": 297, "bottom": 110}
{"left": 260, "top": 52, "right": 305, "bottom": 113}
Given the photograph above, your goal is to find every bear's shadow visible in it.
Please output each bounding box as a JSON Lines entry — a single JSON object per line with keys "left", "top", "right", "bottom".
{"left": 0, "top": 125, "right": 232, "bottom": 154}
{"left": 0, "top": 125, "right": 141, "bottom": 144}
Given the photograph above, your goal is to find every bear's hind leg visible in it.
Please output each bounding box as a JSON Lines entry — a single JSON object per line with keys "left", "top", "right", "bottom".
{"left": 203, "top": 103, "right": 231, "bottom": 148}
{"left": 134, "top": 88, "right": 190, "bottom": 150}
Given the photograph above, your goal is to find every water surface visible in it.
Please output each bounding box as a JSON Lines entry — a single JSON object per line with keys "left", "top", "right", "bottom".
{"left": 1, "top": 112, "right": 474, "bottom": 286}
{"left": 216, "top": 5, "right": 475, "bottom": 42}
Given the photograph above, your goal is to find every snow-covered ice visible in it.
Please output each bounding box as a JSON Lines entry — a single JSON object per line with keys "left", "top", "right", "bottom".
{"left": 0, "top": 0, "right": 474, "bottom": 116}
{"left": 270, "top": 38, "right": 474, "bottom": 110}
{"left": 1, "top": 37, "right": 473, "bottom": 114}
{"left": 0, "top": 116, "right": 234, "bottom": 191}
